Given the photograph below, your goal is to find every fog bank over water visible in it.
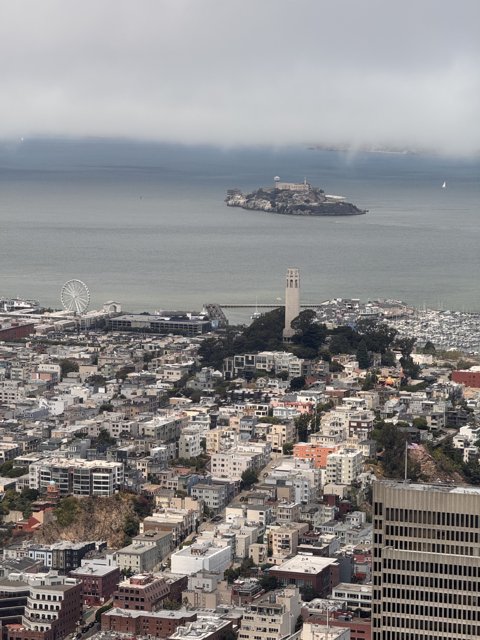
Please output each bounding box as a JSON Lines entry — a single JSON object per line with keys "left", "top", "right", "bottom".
{"left": 1, "top": 1, "right": 480, "bottom": 154}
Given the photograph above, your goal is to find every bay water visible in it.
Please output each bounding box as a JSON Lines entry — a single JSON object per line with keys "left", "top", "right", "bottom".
{"left": 1, "top": 139, "right": 479, "bottom": 319}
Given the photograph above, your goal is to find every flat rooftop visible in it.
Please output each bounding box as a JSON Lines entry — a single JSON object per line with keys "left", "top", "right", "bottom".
{"left": 71, "top": 564, "right": 118, "bottom": 578}
{"left": 333, "top": 582, "right": 372, "bottom": 594}
{"left": 104, "top": 607, "right": 194, "bottom": 619}
{"left": 382, "top": 480, "right": 480, "bottom": 495}
{"left": 270, "top": 555, "right": 338, "bottom": 574}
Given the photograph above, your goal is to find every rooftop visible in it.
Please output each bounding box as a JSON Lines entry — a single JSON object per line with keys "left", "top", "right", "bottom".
{"left": 270, "top": 555, "right": 338, "bottom": 574}
{"left": 381, "top": 480, "right": 480, "bottom": 495}
{"left": 104, "top": 607, "right": 194, "bottom": 620}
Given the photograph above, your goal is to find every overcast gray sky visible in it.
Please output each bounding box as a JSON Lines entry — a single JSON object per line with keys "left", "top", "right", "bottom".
{"left": 1, "top": 0, "right": 479, "bottom": 154}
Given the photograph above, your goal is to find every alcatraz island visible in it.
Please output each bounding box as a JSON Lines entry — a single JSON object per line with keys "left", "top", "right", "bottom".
{"left": 225, "top": 177, "right": 367, "bottom": 216}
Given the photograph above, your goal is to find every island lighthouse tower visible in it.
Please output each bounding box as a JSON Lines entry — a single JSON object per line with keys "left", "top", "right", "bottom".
{"left": 283, "top": 267, "right": 300, "bottom": 341}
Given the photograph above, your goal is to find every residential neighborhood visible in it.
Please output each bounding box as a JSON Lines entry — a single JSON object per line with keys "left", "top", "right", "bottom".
{"left": 2, "top": 290, "right": 480, "bottom": 640}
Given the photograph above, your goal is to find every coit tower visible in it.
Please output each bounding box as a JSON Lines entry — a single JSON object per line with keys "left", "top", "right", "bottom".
{"left": 283, "top": 267, "right": 300, "bottom": 340}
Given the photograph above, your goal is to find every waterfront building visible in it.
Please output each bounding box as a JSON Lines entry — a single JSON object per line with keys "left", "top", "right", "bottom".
{"left": 372, "top": 480, "right": 480, "bottom": 639}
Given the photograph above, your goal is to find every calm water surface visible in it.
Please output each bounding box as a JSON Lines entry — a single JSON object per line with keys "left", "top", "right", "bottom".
{"left": 0, "top": 140, "right": 479, "bottom": 315}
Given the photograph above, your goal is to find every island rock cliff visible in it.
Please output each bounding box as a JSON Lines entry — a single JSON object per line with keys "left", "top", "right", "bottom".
{"left": 225, "top": 181, "right": 367, "bottom": 216}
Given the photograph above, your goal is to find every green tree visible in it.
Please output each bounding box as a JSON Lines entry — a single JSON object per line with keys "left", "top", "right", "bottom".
{"left": 116, "top": 366, "right": 135, "bottom": 381}
{"left": 372, "top": 421, "right": 409, "bottom": 478}
{"left": 240, "top": 468, "right": 258, "bottom": 489}
{"left": 356, "top": 340, "right": 371, "bottom": 369}
{"left": 423, "top": 340, "right": 436, "bottom": 354}
{"left": 396, "top": 337, "right": 416, "bottom": 360}
{"left": 299, "top": 585, "right": 318, "bottom": 602}
{"left": 291, "top": 310, "right": 327, "bottom": 358}
{"left": 55, "top": 497, "right": 79, "bottom": 527}
{"left": 356, "top": 318, "right": 397, "bottom": 354}
{"left": 235, "top": 308, "right": 285, "bottom": 353}
{"left": 283, "top": 442, "right": 294, "bottom": 455}
{"left": 328, "top": 326, "right": 361, "bottom": 354}
{"left": 96, "top": 428, "right": 116, "bottom": 447}
{"left": 87, "top": 374, "right": 106, "bottom": 386}
{"left": 381, "top": 350, "right": 397, "bottom": 366}
{"left": 295, "top": 413, "right": 311, "bottom": 442}
{"left": 59, "top": 358, "right": 79, "bottom": 379}
{"left": 412, "top": 417, "right": 428, "bottom": 430}
{"left": 362, "top": 372, "right": 377, "bottom": 390}
{"left": 290, "top": 376, "right": 306, "bottom": 391}
{"left": 259, "top": 573, "right": 278, "bottom": 592}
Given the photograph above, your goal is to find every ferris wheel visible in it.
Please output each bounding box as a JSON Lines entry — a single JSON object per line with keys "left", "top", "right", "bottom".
{"left": 61, "top": 279, "right": 90, "bottom": 314}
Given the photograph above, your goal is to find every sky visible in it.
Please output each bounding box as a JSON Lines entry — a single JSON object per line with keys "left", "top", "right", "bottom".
{"left": 0, "top": 0, "right": 479, "bottom": 154}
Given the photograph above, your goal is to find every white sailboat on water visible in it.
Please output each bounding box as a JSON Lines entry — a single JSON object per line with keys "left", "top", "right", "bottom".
{"left": 442, "top": 181, "right": 447, "bottom": 189}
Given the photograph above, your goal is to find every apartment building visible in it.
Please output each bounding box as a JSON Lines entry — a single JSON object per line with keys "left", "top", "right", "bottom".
{"left": 102, "top": 608, "right": 197, "bottom": 636}
{"left": 178, "top": 429, "right": 202, "bottom": 459}
{"left": 294, "top": 443, "right": 337, "bottom": 469}
{"left": 70, "top": 560, "right": 121, "bottom": 606}
{"left": 141, "top": 508, "right": 197, "bottom": 545}
{"left": 372, "top": 481, "right": 480, "bottom": 640}
{"left": 115, "top": 532, "right": 172, "bottom": 574}
{"left": 1, "top": 571, "right": 82, "bottom": 640}
{"left": 29, "top": 458, "right": 124, "bottom": 497}
{"left": 325, "top": 448, "right": 363, "bottom": 486}
{"left": 270, "top": 555, "right": 340, "bottom": 598}
{"left": 170, "top": 540, "right": 232, "bottom": 576}
{"left": 238, "top": 587, "right": 302, "bottom": 640}
{"left": 210, "top": 451, "right": 258, "bottom": 481}
{"left": 191, "top": 483, "right": 228, "bottom": 514}
{"left": 112, "top": 574, "right": 169, "bottom": 611}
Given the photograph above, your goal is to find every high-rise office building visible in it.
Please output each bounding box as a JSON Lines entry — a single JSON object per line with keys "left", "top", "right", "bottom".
{"left": 283, "top": 267, "right": 300, "bottom": 340}
{"left": 372, "top": 480, "right": 480, "bottom": 640}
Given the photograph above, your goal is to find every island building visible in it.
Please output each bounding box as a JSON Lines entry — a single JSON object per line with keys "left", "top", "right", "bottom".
{"left": 283, "top": 267, "right": 300, "bottom": 341}
{"left": 274, "top": 177, "right": 311, "bottom": 193}
{"left": 372, "top": 480, "right": 480, "bottom": 640}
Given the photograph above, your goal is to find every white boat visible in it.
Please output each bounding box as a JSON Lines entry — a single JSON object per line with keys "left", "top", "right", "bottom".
{"left": 251, "top": 298, "right": 261, "bottom": 320}
{"left": 442, "top": 181, "right": 447, "bottom": 189}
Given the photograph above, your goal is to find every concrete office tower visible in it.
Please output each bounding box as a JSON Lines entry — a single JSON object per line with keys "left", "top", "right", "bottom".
{"left": 372, "top": 480, "right": 480, "bottom": 640}
{"left": 283, "top": 267, "right": 300, "bottom": 340}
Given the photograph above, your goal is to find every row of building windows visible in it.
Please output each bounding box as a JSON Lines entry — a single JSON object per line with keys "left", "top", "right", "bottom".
{"left": 384, "top": 524, "right": 479, "bottom": 543}
{"left": 383, "top": 506, "right": 480, "bottom": 528}
{"left": 381, "top": 600, "right": 480, "bottom": 618}
{"left": 380, "top": 617, "right": 480, "bottom": 636}
{"left": 383, "top": 558, "right": 480, "bottom": 576}
{"left": 382, "top": 587, "right": 478, "bottom": 605}
{"left": 381, "top": 574, "right": 480, "bottom": 591}
{"left": 384, "top": 539, "right": 474, "bottom": 555}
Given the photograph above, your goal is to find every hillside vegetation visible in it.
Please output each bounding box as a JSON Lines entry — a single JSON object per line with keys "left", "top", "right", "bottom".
{"left": 34, "top": 493, "right": 149, "bottom": 548}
